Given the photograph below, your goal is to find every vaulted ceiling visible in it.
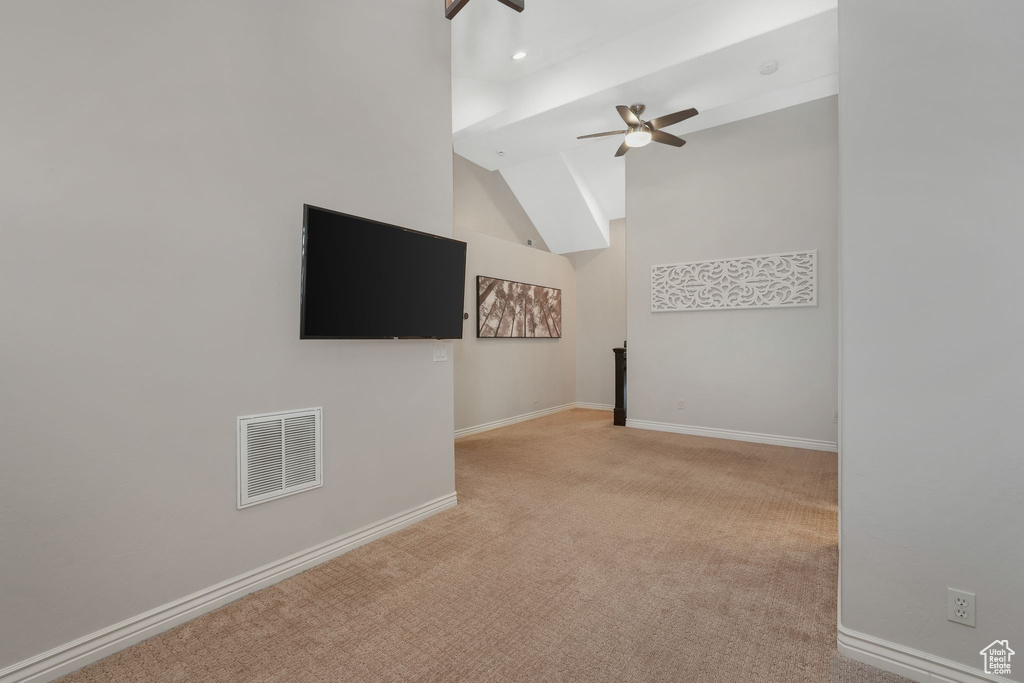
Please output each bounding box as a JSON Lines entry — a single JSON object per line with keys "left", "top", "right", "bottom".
{"left": 452, "top": 0, "right": 838, "bottom": 253}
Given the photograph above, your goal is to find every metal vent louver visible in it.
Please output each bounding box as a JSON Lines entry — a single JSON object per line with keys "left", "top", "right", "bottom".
{"left": 237, "top": 408, "right": 322, "bottom": 508}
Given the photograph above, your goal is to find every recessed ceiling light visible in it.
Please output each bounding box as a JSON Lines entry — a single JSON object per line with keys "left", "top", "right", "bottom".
{"left": 760, "top": 60, "right": 779, "bottom": 76}
{"left": 511, "top": 51, "right": 528, "bottom": 60}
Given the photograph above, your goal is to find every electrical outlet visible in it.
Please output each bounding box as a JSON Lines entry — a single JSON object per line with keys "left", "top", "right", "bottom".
{"left": 832, "top": 409, "right": 839, "bottom": 423}
{"left": 677, "top": 400, "right": 685, "bottom": 410}
{"left": 947, "top": 588, "right": 976, "bottom": 627}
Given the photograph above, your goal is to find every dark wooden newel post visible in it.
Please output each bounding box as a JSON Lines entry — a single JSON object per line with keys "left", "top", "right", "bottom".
{"left": 613, "top": 343, "right": 627, "bottom": 426}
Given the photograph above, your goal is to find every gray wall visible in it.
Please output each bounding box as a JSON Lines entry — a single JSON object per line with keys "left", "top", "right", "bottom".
{"left": 839, "top": 0, "right": 1024, "bottom": 672}
{"left": 625, "top": 97, "right": 839, "bottom": 444}
{"left": 0, "top": 0, "right": 454, "bottom": 669}
{"left": 569, "top": 219, "right": 627, "bottom": 407}
{"left": 452, "top": 151, "right": 574, "bottom": 431}
{"left": 453, "top": 228, "right": 576, "bottom": 431}
{"left": 454, "top": 153, "right": 550, "bottom": 251}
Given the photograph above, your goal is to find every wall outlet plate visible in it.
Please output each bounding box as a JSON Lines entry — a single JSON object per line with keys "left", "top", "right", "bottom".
{"left": 677, "top": 400, "right": 685, "bottom": 410}
{"left": 947, "top": 588, "right": 976, "bottom": 627}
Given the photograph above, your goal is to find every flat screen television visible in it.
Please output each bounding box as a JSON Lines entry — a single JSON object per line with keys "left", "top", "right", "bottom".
{"left": 300, "top": 205, "right": 467, "bottom": 339}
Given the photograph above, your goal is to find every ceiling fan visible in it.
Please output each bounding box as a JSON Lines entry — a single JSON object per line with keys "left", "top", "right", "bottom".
{"left": 446, "top": 0, "right": 523, "bottom": 20}
{"left": 577, "top": 104, "right": 699, "bottom": 157}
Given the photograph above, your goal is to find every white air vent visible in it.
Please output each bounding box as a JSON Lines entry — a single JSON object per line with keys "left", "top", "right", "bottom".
{"left": 237, "top": 408, "right": 322, "bottom": 508}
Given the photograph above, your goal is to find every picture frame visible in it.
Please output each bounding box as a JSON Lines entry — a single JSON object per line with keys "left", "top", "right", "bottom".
{"left": 477, "top": 276, "right": 561, "bottom": 338}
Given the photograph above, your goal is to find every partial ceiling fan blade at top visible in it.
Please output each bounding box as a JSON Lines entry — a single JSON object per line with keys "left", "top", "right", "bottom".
{"left": 651, "top": 129, "right": 687, "bottom": 148}
{"left": 494, "top": 0, "right": 525, "bottom": 12}
{"left": 616, "top": 105, "right": 641, "bottom": 127}
{"left": 648, "top": 107, "right": 699, "bottom": 130}
{"left": 614, "top": 140, "right": 631, "bottom": 157}
{"left": 577, "top": 130, "right": 628, "bottom": 140}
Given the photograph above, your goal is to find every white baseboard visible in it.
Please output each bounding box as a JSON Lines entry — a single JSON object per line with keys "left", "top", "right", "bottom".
{"left": 837, "top": 625, "right": 1012, "bottom": 683}
{"left": 454, "top": 403, "right": 577, "bottom": 438}
{"left": 0, "top": 492, "right": 458, "bottom": 683}
{"left": 573, "top": 402, "right": 614, "bottom": 411}
{"left": 625, "top": 418, "right": 838, "bottom": 452}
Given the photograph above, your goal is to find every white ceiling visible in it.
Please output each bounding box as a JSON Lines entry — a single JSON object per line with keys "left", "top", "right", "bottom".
{"left": 452, "top": 0, "right": 839, "bottom": 253}
{"left": 452, "top": 0, "right": 706, "bottom": 84}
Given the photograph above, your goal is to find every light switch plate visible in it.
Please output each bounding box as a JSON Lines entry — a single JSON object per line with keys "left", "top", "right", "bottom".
{"left": 433, "top": 344, "right": 448, "bottom": 362}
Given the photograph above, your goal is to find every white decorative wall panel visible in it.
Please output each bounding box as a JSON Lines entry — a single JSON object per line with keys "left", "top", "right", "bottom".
{"left": 651, "top": 251, "right": 817, "bottom": 311}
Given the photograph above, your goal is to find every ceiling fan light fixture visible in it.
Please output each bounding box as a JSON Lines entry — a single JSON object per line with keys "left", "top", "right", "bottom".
{"left": 624, "top": 126, "right": 652, "bottom": 148}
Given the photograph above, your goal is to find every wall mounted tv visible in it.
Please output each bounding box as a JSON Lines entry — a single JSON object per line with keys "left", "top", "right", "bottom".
{"left": 300, "top": 205, "right": 467, "bottom": 339}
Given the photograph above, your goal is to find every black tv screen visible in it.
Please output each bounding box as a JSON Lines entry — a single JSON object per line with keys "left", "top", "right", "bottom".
{"left": 300, "top": 205, "right": 467, "bottom": 339}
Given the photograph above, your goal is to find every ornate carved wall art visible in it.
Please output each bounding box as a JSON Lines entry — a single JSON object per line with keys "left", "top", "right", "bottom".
{"left": 651, "top": 251, "right": 817, "bottom": 312}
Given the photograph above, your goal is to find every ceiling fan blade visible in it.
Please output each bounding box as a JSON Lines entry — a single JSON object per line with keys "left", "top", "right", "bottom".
{"left": 495, "top": 0, "right": 525, "bottom": 12}
{"left": 616, "top": 105, "right": 641, "bottom": 127}
{"left": 648, "top": 107, "right": 699, "bottom": 130}
{"left": 577, "top": 130, "right": 628, "bottom": 140}
{"left": 614, "top": 140, "right": 631, "bottom": 157}
{"left": 651, "top": 129, "right": 687, "bottom": 148}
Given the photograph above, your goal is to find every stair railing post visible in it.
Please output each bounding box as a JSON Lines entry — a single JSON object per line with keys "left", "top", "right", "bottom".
{"left": 613, "top": 343, "right": 627, "bottom": 426}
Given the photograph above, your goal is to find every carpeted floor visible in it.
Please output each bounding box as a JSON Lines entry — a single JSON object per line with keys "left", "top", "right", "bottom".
{"left": 60, "top": 409, "right": 902, "bottom": 682}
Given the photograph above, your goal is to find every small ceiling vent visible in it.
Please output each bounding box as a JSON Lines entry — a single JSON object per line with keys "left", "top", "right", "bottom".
{"left": 237, "top": 408, "right": 322, "bottom": 509}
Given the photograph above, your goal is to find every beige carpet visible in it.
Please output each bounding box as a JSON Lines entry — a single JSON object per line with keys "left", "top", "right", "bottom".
{"left": 60, "top": 409, "right": 900, "bottom": 682}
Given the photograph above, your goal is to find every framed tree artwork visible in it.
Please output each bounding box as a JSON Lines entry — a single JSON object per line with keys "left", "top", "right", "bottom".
{"left": 477, "top": 276, "right": 561, "bottom": 338}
